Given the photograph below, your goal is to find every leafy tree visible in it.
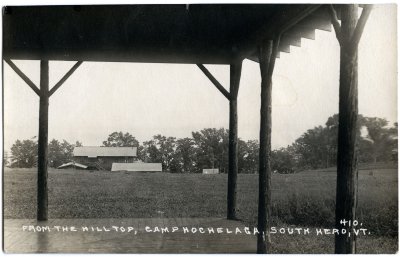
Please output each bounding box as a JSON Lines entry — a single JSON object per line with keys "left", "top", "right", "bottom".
{"left": 48, "top": 139, "right": 75, "bottom": 168}
{"left": 294, "top": 126, "right": 330, "bottom": 169}
{"left": 142, "top": 135, "right": 176, "bottom": 172}
{"left": 192, "top": 128, "right": 229, "bottom": 173}
{"left": 154, "top": 135, "right": 176, "bottom": 172}
{"left": 103, "top": 131, "right": 139, "bottom": 147}
{"left": 361, "top": 117, "right": 397, "bottom": 163}
{"left": 10, "top": 139, "right": 38, "bottom": 168}
{"left": 175, "top": 137, "right": 197, "bottom": 173}
{"left": 271, "top": 146, "right": 297, "bottom": 174}
{"left": 48, "top": 139, "right": 62, "bottom": 168}
{"left": 283, "top": 114, "right": 397, "bottom": 170}
{"left": 142, "top": 140, "right": 162, "bottom": 163}
{"left": 238, "top": 139, "right": 259, "bottom": 174}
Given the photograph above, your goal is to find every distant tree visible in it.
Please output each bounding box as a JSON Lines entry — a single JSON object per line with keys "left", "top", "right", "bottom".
{"left": 294, "top": 126, "right": 330, "bottom": 169}
{"left": 48, "top": 139, "right": 75, "bottom": 168}
{"left": 103, "top": 131, "right": 139, "bottom": 147}
{"left": 142, "top": 135, "right": 177, "bottom": 172}
{"left": 49, "top": 139, "right": 62, "bottom": 168}
{"left": 192, "top": 128, "right": 228, "bottom": 173}
{"left": 361, "top": 117, "right": 397, "bottom": 163}
{"left": 274, "top": 113, "right": 398, "bottom": 171}
{"left": 75, "top": 141, "right": 83, "bottom": 147}
{"left": 239, "top": 140, "right": 259, "bottom": 174}
{"left": 137, "top": 145, "right": 145, "bottom": 161}
{"left": 271, "top": 147, "right": 297, "bottom": 174}
{"left": 175, "top": 137, "right": 197, "bottom": 173}
{"left": 10, "top": 139, "right": 38, "bottom": 168}
{"left": 142, "top": 140, "right": 162, "bottom": 163}
{"left": 154, "top": 135, "right": 176, "bottom": 172}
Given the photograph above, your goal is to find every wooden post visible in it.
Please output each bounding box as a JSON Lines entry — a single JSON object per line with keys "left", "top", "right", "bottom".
{"left": 329, "top": 4, "right": 372, "bottom": 253}
{"left": 5, "top": 59, "right": 82, "bottom": 221}
{"left": 257, "top": 38, "right": 279, "bottom": 253}
{"left": 37, "top": 60, "right": 49, "bottom": 221}
{"left": 227, "top": 61, "right": 242, "bottom": 220}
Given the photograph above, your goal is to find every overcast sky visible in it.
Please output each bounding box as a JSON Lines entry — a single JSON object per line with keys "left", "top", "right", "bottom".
{"left": 3, "top": 4, "right": 397, "bottom": 153}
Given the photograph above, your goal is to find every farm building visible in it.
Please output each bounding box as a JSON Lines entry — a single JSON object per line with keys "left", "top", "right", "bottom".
{"left": 111, "top": 162, "right": 162, "bottom": 172}
{"left": 73, "top": 146, "right": 138, "bottom": 170}
{"left": 202, "top": 169, "right": 219, "bottom": 174}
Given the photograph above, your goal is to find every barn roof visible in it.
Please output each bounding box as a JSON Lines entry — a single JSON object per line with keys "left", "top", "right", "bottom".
{"left": 57, "top": 162, "right": 88, "bottom": 169}
{"left": 2, "top": 4, "right": 340, "bottom": 64}
{"left": 73, "top": 146, "right": 137, "bottom": 157}
{"left": 111, "top": 162, "right": 162, "bottom": 172}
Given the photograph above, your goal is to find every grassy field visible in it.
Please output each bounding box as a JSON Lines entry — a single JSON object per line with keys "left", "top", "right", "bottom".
{"left": 3, "top": 167, "right": 398, "bottom": 253}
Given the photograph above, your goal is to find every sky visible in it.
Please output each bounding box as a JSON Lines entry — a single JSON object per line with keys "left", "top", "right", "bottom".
{"left": 3, "top": 4, "right": 397, "bottom": 153}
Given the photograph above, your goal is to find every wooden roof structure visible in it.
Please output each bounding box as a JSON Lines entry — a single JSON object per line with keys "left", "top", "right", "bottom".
{"left": 3, "top": 4, "right": 341, "bottom": 64}
{"left": 3, "top": 3, "right": 373, "bottom": 254}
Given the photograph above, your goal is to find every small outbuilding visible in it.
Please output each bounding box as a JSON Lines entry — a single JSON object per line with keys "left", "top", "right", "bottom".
{"left": 111, "top": 162, "right": 162, "bottom": 172}
{"left": 202, "top": 168, "right": 219, "bottom": 174}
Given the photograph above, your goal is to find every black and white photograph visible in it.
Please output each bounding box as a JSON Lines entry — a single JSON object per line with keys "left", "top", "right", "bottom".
{"left": 2, "top": 2, "right": 398, "bottom": 254}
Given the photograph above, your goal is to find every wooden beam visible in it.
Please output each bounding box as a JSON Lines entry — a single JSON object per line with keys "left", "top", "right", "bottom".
{"left": 334, "top": 4, "right": 371, "bottom": 254}
{"left": 49, "top": 61, "right": 83, "bottom": 97}
{"left": 4, "top": 59, "right": 41, "bottom": 96}
{"left": 350, "top": 5, "right": 373, "bottom": 52}
{"left": 257, "top": 36, "right": 280, "bottom": 254}
{"left": 329, "top": 4, "right": 343, "bottom": 45}
{"left": 197, "top": 64, "right": 231, "bottom": 100}
{"left": 227, "top": 61, "right": 242, "bottom": 220}
{"left": 37, "top": 60, "right": 49, "bottom": 221}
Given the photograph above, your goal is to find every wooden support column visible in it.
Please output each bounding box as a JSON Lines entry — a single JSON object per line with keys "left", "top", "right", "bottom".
{"left": 227, "top": 61, "right": 242, "bottom": 220}
{"left": 329, "top": 4, "right": 372, "bottom": 253}
{"left": 5, "top": 59, "right": 82, "bottom": 221}
{"left": 37, "top": 60, "right": 49, "bottom": 221}
{"left": 257, "top": 38, "right": 279, "bottom": 254}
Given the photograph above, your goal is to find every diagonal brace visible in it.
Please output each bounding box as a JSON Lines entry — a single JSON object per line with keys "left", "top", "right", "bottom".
{"left": 49, "top": 61, "right": 83, "bottom": 97}
{"left": 5, "top": 59, "right": 41, "bottom": 96}
{"left": 197, "top": 64, "right": 231, "bottom": 100}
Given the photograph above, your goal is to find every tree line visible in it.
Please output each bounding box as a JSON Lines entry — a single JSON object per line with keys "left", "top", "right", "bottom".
{"left": 272, "top": 114, "right": 397, "bottom": 172}
{"left": 8, "top": 114, "right": 397, "bottom": 173}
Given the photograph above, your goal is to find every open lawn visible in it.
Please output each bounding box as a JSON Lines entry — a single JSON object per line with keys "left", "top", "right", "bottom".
{"left": 3, "top": 167, "right": 398, "bottom": 253}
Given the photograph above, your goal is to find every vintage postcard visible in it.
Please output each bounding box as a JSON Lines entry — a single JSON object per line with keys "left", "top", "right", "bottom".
{"left": 2, "top": 2, "right": 397, "bottom": 254}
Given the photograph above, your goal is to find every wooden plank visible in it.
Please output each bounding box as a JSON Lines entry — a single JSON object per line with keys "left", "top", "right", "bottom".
{"left": 227, "top": 61, "right": 242, "bottom": 220}
{"left": 37, "top": 60, "right": 49, "bottom": 221}
{"left": 196, "top": 64, "right": 231, "bottom": 100}
{"left": 257, "top": 37, "right": 279, "bottom": 253}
